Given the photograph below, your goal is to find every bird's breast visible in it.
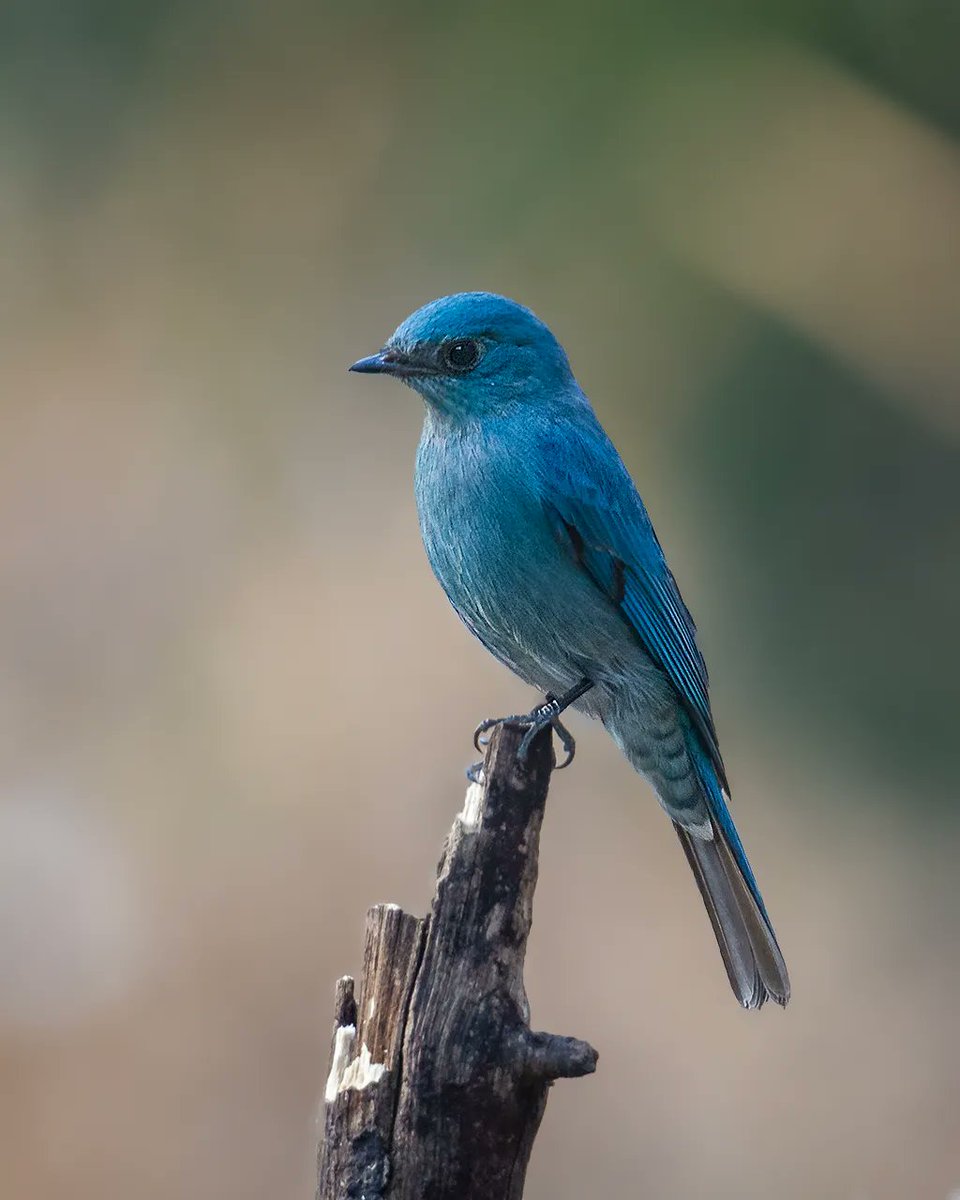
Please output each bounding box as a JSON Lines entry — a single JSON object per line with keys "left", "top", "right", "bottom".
{"left": 413, "top": 419, "right": 637, "bottom": 697}
{"left": 415, "top": 422, "right": 544, "bottom": 601}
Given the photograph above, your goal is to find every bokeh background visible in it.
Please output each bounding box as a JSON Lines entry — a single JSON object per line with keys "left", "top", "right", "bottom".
{"left": 2, "top": 2, "right": 958, "bottom": 1197}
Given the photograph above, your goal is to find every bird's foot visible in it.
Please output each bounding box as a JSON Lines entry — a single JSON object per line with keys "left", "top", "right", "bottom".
{"left": 472, "top": 692, "right": 579, "bottom": 771}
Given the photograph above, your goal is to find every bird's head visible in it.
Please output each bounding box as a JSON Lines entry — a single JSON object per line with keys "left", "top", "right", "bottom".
{"left": 349, "top": 292, "right": 574, "bottom": 418}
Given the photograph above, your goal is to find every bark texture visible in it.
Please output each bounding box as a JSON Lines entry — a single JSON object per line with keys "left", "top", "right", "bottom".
{"left": 317, "top": 722, "right": 597, "bottom": 1200}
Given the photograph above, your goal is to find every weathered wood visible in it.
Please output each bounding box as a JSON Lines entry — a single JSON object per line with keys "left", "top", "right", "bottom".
{"left": 317, "top": 722, "right": 598, "bottom": 1200}
{"left": 318, "top": 909, "right": 424, "bottom": 1199}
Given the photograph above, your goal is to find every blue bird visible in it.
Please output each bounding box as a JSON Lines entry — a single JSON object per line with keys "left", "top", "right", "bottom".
{"left": 350, "top": 292, "right": 789, "bottom": 1009}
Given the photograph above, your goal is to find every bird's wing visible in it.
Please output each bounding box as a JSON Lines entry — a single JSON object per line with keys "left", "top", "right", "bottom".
{"left": 540, "top": 422, "right": 727, "bottom": 789}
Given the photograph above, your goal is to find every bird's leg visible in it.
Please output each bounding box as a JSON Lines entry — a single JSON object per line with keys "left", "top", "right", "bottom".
{"left": 471, "top": 677, "right": 594, "bottom": 777}
{"left": 534, "top": 707, "right": 575, "bottom": 768}
{"left": 517, "top": 676, "right": 594, "bottom": 766}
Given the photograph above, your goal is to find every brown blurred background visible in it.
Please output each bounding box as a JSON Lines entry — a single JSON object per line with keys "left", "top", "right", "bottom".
{"left": 1, "top": 3, "right": 959, "bottom": 1198}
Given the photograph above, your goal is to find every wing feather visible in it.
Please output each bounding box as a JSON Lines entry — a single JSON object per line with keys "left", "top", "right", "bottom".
{"left": 541, "top": 424, "right": 727, "bottom": 788}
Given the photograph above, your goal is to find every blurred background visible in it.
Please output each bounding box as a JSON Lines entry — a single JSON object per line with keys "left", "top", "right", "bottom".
{"left": 1, "top": 2, "right": 958, "bottom": 1197}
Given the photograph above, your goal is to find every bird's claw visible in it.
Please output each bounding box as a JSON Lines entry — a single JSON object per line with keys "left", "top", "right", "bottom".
{"left": 473, "top": 712, "right": 529, "bottom": 753}
{"left": 471, "top": 692, "right": 578, "bottom": 771}
{"left": 544, "top": 713, "right": 577, "bottom": 770}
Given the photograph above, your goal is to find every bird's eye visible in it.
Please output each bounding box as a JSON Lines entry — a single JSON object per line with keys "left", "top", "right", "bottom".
{"left": 441, "top": 338, "right": 482, "bottom": 373}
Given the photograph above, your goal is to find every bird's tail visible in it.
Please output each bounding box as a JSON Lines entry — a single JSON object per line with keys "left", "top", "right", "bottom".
{"left": 675, "top": 805, "right": 790, "bottom": 1009}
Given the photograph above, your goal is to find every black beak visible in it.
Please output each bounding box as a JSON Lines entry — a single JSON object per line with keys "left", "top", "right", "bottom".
{"left": 348, "top": 347, "right": 434, "bottom": 378}
{"left": 349, "top": 351, "right": 393, "bottom": 374}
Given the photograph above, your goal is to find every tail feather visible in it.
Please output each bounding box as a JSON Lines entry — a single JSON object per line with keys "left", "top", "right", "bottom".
{"left": 676, "top": 821, "right": 790, "bottom": 1009}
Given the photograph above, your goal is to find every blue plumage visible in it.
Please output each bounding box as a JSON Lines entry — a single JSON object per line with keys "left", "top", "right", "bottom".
{"left": 350, "top": 292, "right": 789, "bottom": 1008}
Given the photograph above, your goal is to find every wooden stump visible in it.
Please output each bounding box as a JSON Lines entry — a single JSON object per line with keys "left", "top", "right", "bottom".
{"left": 317, "top": 722, "right": 598, "bottom": 1200}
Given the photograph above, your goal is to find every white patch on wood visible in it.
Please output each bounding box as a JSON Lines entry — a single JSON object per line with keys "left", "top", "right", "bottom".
{"left": 325, "top": 1029, "right": 388, "bottom": 1102}
{"left": 324, "top": 1023, "right": 356, "bottom": 1103}
{"left": 459, "top": 781, "right": 484, "bottom": 830}
{"left": 338, "top": 1041, "right": 388, "bottom": 1094}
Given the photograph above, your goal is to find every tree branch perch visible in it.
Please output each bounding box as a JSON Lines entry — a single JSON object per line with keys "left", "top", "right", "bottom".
{"left": 317, "top": 722, "right": 598, "bottom": 1199}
